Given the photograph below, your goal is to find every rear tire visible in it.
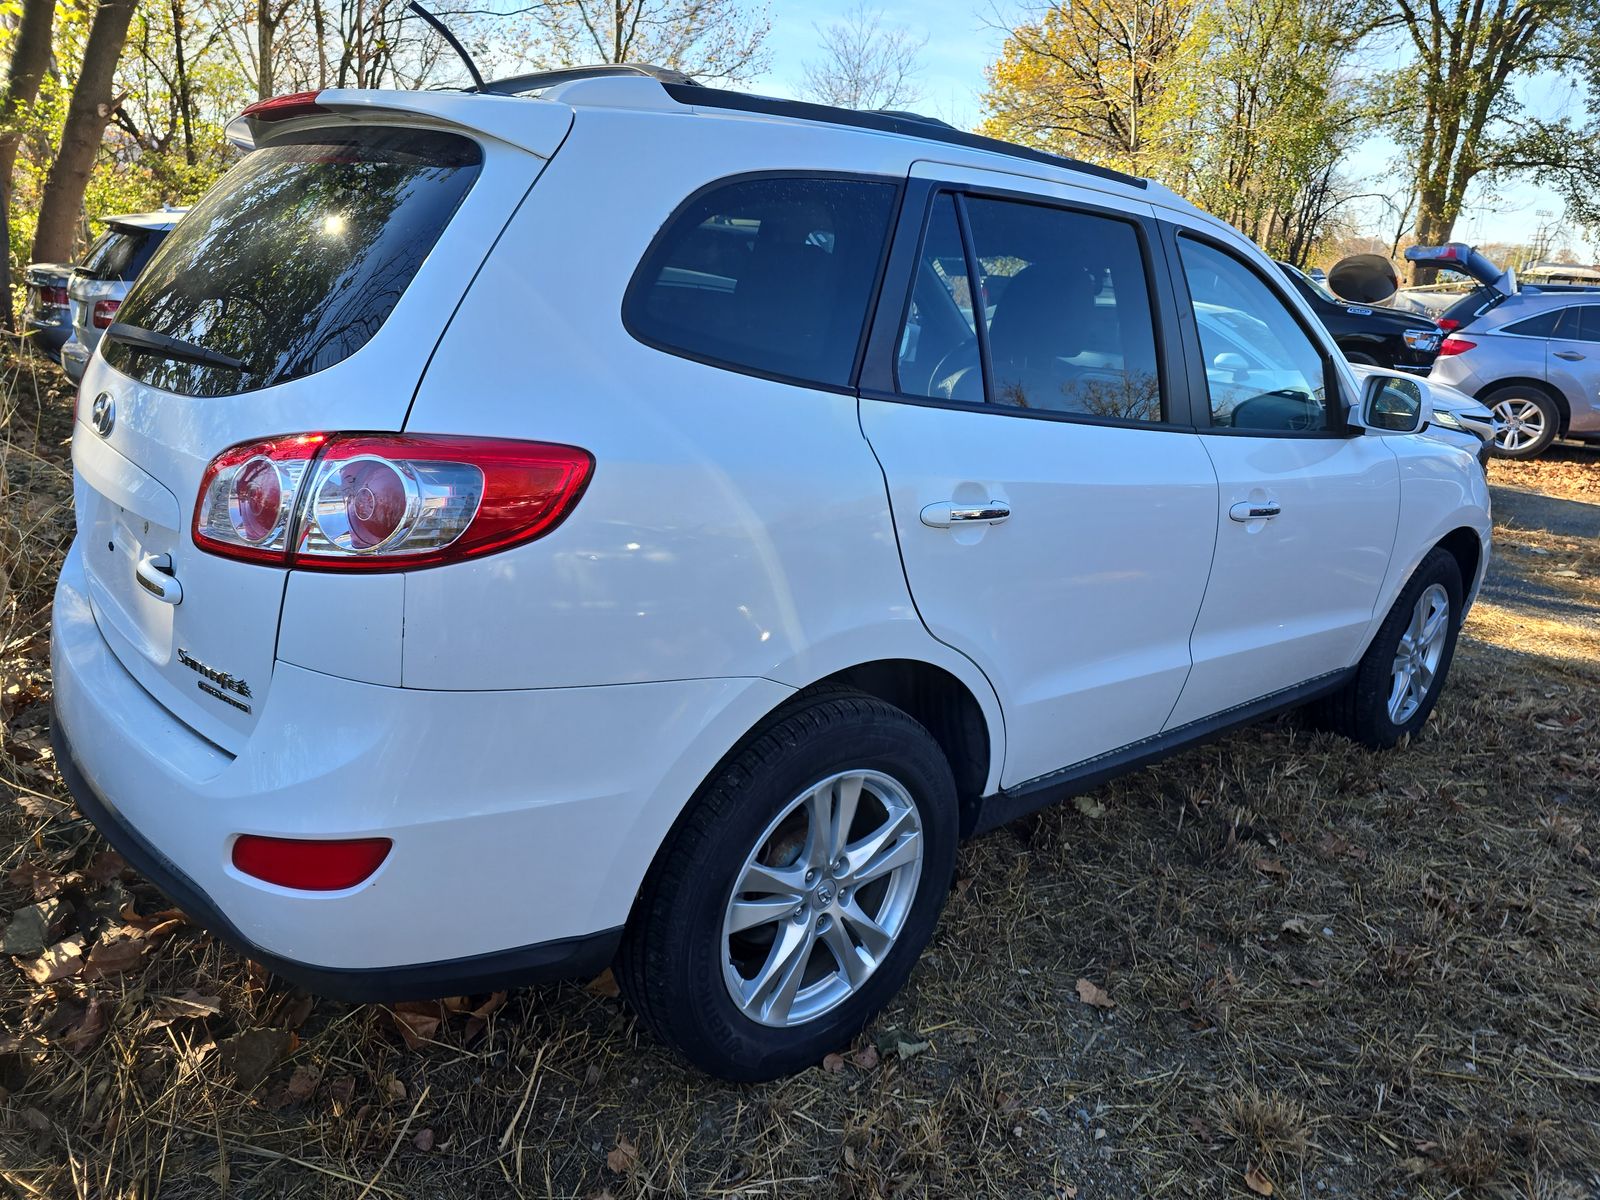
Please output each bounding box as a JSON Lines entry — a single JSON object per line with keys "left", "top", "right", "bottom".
{"left": 1484, "top": 385, "right": 1560, "bottom": 458}
{"left": 1318, "top": 548, "right": 1464, "bottom": 749}
{"left": 617, "top": 690, "right": 958, "bottom": 1081}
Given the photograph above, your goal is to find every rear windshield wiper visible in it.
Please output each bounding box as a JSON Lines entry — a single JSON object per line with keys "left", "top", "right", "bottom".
{"left": 105, "top": 323, "right": 249, "bottom": 373}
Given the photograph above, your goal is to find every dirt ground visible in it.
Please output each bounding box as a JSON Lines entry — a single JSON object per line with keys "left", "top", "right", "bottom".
{"left": 2, "top": 350, "right": 1597, "bottom": 1199}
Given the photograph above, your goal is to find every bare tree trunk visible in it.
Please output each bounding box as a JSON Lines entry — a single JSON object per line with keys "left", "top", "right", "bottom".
{"left": 0, "top": 0, "right": 57, "bottom": 331}
{"left": 257, "top": 0, "right": 276, "bottom": 99}
{"left": 31, "top": 0, "right": 139, "bottom": 265}
{"left": 173, "top": 0, "right": 196, "bottom": 162}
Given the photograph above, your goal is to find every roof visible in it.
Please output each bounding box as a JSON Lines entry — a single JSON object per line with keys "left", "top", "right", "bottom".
{"left": 104, "top": 208, "right": 188, "bottom": 230}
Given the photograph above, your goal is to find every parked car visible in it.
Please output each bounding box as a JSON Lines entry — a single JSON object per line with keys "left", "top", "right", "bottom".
{"left": 1276, "top": 260, "right": 1443, "bottom": 372}
{"left": 1349, "top": 363, "right": 1497, "bottom": 467}
{"left": 1425, "top": 291, "right": 1600, "bottom": 458}
{"left": 51, "top": 69, "right": 1492, "bottom": 1081}
{"left": 20, "top": 262, "right": 74, "bottom": 360}
{"left": 59, "top": 210, "right": 184, "bottom": 383}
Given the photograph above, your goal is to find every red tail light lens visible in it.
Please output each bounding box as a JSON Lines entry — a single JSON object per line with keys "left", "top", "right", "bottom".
{"left": 232, "top": 834, "right": 391, "bottom": 891}
{"left": 193, "top": 433, "right": 593, "bottom": 570}
{"left": 1438, "top": 337, "right": 1477, "bottom": 356}
{"left": 240, "top": 90, "right": 327, "bottom": 122}
{"left": 91, "top": 298, "right": 121, "bottom": 328}
{"left": 1436, "top": 318, "right": 1460, "bottom": 332}
{"left": 38, "top": 285, "right": 68, "bottom": 308}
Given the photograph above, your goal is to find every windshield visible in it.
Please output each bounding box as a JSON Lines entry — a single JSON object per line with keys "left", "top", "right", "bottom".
{"left": 102, "top": 127, "right": 482, "bottom": 398}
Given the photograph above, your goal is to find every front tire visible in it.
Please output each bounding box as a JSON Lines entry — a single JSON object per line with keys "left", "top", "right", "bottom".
{"left": 1484, "top": 385, "right": 1560, "bottom": 458}
{"left": 1320, "top": 548, "right": 1464, "bottom": 748}
{"left": 617, "top": 690, "right": 959, "bottom": 1081}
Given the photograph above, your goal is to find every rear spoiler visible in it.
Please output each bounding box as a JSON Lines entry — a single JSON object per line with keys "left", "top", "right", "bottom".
{"left": 1404, "top": 243, "right": 1516, "bottom": 294}
{"left": 225, "top": 88, "right": 573, "bottom": 160}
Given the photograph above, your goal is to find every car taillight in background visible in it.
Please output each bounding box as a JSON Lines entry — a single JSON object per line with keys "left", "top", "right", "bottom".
{"left": 193, "top": 433, "right": 594, "bottom": 570}
{"left": 1436, "top": 318, "right": 1460, "bottom": 332}
{"left": 36, "top": 285, "right": 69, "bottom": 309}
{"left": 91, "top": 299, "right": 122, "bottom": 328}
{"left": 1437, "top": 337, "right": 1477, "bottom": 356}
{"left": 1403, "top": 328, "right": 1442, "bottom": 351}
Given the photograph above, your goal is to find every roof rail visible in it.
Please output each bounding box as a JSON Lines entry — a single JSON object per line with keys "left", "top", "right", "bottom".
{"left": 659, "top": 83, "right": 1147, "bottom": 190}
{"left": 475, "top": 63, "right": 701, "bottom": 96}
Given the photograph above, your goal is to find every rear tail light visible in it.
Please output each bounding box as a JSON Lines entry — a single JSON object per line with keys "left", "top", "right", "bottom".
{"left": 193, "top": 433, "right": 593, "bottom": 570}
{"left": 1437, "top": 318, "right": 1460, "bottom": 332}
{"left": 1437, "top": 337, "right": 1477, "bottom": 356}
{"left": 232, "top": 834, "right": 391, "bottom": 890}
{"left": 91, "top": 298, "right": 121, "bottom": 328}
{"left": 37, "top": 285, "right": 68, "bottom": 308}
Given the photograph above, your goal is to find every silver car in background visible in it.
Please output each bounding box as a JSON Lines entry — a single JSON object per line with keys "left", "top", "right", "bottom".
{"left": 59, "top": 210, "right": 185, "bottom": 384}
{"left": 1428, "top": 292, "right": 1600, "bottom": 458}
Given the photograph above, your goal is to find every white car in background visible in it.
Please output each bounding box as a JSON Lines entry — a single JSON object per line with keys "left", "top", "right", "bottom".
{"left": 52, "top": 67, "right": 1491, "bottom": 1080}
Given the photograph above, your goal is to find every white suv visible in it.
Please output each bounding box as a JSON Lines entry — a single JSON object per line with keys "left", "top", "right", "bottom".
{"left": 51, "top": 68, "right": 1491, "bottom": 1080}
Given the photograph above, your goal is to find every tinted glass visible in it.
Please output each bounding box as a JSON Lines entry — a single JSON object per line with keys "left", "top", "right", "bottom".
{"left": 1572, "top": 306, "right": 1600, "bottom": 343}
{"left": 1178, "top": 238, "right": 1330, "bottom": 432}
{"left": 1502, "top": 309, "right": 1564, "bottom": 338}
{"left": 897, "top": 195, "right": 982, "bottom": 402}
{"left": 77, "top": 226, "right": 163, "bottom": 281}
{"left": 964, "top": 197, "right": 1162, "bottom": 420}
{"left": 626, "top": 177, "right": 896, "bottom": 387}
{"left": 103, "top": 128, "right": 482, "bottom": 398}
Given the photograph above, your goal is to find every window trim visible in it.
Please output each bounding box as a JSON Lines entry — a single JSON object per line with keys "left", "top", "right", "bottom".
{"left": 619, "top": 169, "right": 905, "bottom": 396}
{"left": 867, "top": 179, "right": 1191, "bottom": 432}
{"left": 1170, "top": 227, "right": 1355, "bottom": 439}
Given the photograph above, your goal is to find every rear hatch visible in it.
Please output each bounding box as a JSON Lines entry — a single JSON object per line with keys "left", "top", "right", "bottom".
{"left": 73, "top": 97, "right": 570, "bottom": 753}
{"left": 68, "top": 221, "right": 170, "bottom": 350}
{"left": 1404, "top": 243, "right": 1515, "bottom": 331}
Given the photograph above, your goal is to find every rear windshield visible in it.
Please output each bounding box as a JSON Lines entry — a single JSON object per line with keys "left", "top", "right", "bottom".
{"left": 103, "top": 128, "right": 482, "bottom": 397}
{"left": 77, "top": 225, "right": 164, "bottom": 281}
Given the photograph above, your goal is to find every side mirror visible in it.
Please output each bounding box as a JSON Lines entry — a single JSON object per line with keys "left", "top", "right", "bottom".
{"left": 1361, "top": 374, "right": 1430, "bottom": 433}
{"left": 1212, "top": 351, "right": 1250, "bottom": 381}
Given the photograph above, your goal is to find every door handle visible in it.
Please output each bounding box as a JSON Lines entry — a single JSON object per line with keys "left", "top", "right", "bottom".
{"left": 1554, "top": 350, "right": 1585, "bottom": 361}
{"left": 920, "top": 500, "right": 1011, "bottom": 529}
{"left": 1229, "top": 500, "right": 1281, "bottom": 523}
{"left": 135, "top": 552, "right": 182, "bottom": 605}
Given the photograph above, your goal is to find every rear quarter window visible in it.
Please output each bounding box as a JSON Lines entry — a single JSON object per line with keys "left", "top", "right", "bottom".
{"left": 623, "top": 175, "right": 898, "bottom": 389}
{"left": 77, "top": 226, "right": 164, "bottom": 281}
{"left": 103, "top": 127, "right": 482, "bottom": 398}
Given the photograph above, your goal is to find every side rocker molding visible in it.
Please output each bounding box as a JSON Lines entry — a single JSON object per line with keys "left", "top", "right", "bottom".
{"left": 969, "top": 668, "right": 1355, "bottom": 835}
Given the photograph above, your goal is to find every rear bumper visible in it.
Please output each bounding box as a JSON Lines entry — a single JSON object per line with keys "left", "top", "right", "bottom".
{"left": 50, "top": 536, "right": 791, "bottom": 996}
{"left": 59, "top": 336, "right": 89, "bottom": 383}
{"left": 50, "top": 713, "right": 619, "bottom": 1001}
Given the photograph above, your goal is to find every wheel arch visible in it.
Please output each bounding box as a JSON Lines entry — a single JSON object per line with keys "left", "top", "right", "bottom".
{"left": 1435, "top": 526, "right": 1484, "bottom": 602}
{"left": 1476, "top": 376, "right": 1571, "bottom": 434}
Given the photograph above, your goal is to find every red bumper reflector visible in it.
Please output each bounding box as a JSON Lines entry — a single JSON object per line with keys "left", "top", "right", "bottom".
{"left": 232, "top": 834, "right": 391, "bottom": 891}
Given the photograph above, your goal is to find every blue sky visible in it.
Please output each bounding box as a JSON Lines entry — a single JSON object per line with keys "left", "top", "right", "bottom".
{"left": 747, "top": 1, "right": 1596, "bottom": 261}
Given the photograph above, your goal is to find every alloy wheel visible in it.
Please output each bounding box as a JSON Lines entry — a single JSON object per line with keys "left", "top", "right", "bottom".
{"left": 1389, "top": 583, "right": 1450, "bottom": 724}
{"left": 721, "top": 769, "right": 924, "bottom": 1028}
{"left": 1491, "top": 396, "right": 1547, "bottom": 453}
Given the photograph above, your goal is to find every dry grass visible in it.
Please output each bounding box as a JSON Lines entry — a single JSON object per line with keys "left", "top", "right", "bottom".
{"left": 2, "top": 354, "right": 1598, "bottom": 1198}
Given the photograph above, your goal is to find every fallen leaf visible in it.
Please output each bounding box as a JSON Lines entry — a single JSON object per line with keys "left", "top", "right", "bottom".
{"left": 9, "top": 861, "right": 62, "bottom": 900}
{"left": 391, "top": 1003, "right": 441, "bottom": 1050}
{"left": 1256, "top": 857, "right": 1291, "bottom": 880}
{"left": 83, "top": 932, "right": 153, "bottom": 979}
{"left": 413, "top": 1127, "right": 435, "bottom": 1152}
{"left": 148, "top": 991, "right": 223, "bottom": 1029}
{"left": 470, "top": 991, "right": 508, "bottom": 1020}
{"left": 279, "top": 992, "right": 315, "bottom": 1030}
{"left": 284, "top": 1065, "right": 320, "bottom": 1104}
{"left": 1244, "top": 1163, "right": 1275, "bottom": 1196}
{"left": 1075, "top": 978, "right": 1115, "bottom": 1009}
{"left": 23, "top": 937, "right": 85, "bottom": 984}
{"left": 85, "top": 852, "right": 129, "bottom": 884}
{"left": 851, "top": 1043, "right": 881, "bottom": 1070}
{"left": 586, "top": 968, "right": 620, "bottom": 998}
{"left": 822, "top": 1052, "right": 846, "bottom": 1074}
{"left": 59, "top": 998, "right": 108, "bottom": 1054}
{"left": 1073, "top": 795, "right": 1107, "bottom": 819}
{"left": 1279, "top": 917, "right": 1312, "bottom": 940}
{"left": 215, "top": 1029, "right": 294, "bottom": 1090}
{"left": 385, "top": 1076, "right": 407, "bottom": 1102}
{"left": 606, "top": 1134, "right": 639, "bottom": 1174}
{"left": 894, "top": 1038, "right": 931, "bottom": 1060}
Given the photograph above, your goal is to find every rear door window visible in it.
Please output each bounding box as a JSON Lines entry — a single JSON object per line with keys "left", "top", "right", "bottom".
{"left": 103, "top": 128, "right": 482, "bottom": 398}
{"left": 1503, "top": 309, "right": 1566, "bottom": 338}
{"left": 625, "top": 176, "right": 898, "bottom": 389}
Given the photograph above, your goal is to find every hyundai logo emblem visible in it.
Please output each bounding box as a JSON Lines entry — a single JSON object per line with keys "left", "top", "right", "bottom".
{"left": 90, "top": 391, "right": 115, "bottom": 438}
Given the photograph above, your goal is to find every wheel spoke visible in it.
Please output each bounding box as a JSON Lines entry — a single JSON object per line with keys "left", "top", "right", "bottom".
{"left": 1388, "top": 667, "right": 1412, "bottom": 721}
{"left": 801, "top": 784, "right": 833, "bottom": 870}
{"left": 838, "top": 898, "right": 894, "bottom": 959}
{"left": 852, "top": 829, "right": 922, "bottom": 888}
{"left": 1420, "top": 602, "right": 1448, "bottom": 646}
{"left": 727, "top": 895, "right": 799, "bottom": 934}
{"left": 844, "top": 808, "right": 917, "bottom": 882}
{"left": 740, "top": 860, "right": 808, "bottom": 898}
{"left": 829, "top": 774, "right": 863, "bottom": 863}
{"left": 820, "top": 919, "right": 871, "bottom": 987}
{"left": 744, "top": 918, "right": 816, "bottom": 1024}
{"left": 1415, "top": 658, "right": 1435, "bottom": 692}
